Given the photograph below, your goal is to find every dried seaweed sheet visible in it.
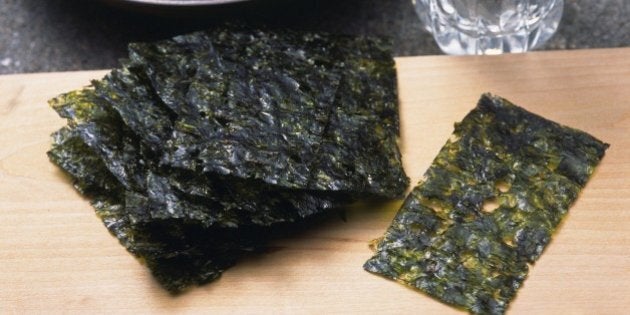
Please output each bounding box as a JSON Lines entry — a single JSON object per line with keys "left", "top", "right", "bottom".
{"left": 329, "top": 36, "right": 400, "bottom": 135}
{"left": 48, "top": 127, "right": 339, "bottom": 291}
{"left": 48, "top": 124, "right": 284, "bottom": 292}
{"left": 364, "top": 94, "right": 609, "bottom": 314}
{"left": 307, "top": 36, "right": 406, "bottom": 196}
{"left": 48, "top": 27, "right": 408, "bottom": 292}
{"left": 132, "top": 29, "right": 341, "bottom": 189}
{"left": 127, "top": 28, "right": 406, "bottom": 197}
{"left": 50, "top": 88, "right": 346, "bottom": 228}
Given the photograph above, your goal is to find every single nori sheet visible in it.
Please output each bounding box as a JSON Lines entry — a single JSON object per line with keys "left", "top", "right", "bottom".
{"left": 364, "top": 94, "right": 609, "bottom": 315}
{"left": 127, "top": 27, "right": 407, "bottom": 197}
{"left": 47, "top": 27, "right": 408, "bottom": 292}
{"left": 131, "top": 29, "right": 341, "bottom": 189}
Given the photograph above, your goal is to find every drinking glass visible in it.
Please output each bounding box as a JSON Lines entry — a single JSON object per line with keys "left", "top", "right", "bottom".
{"left": 413, "top": 0, "right": 564, "bottom": 55}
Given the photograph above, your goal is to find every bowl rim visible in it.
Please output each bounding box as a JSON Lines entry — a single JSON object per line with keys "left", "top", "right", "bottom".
{"left": 107, "top": 0, "right": 251, "bottom": 6}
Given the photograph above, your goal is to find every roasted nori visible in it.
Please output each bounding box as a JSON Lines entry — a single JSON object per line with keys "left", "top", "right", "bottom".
{"left": 48, "top": 27, "right": 408, "bottom": 292}
{"left": 51, "top": 86, "right": 350, "bottom": 228}
{"left": 364, "top": 94, "right": 609, "bottom": 315}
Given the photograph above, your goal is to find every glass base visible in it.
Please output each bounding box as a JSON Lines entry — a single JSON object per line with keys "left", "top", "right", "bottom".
{"left": 414, "top": 0, "right": 564, "bottom": 55}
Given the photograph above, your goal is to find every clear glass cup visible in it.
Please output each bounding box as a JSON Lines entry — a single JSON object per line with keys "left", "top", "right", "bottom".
{"left": 413, "top": 0, "right": 564, "bottom": 55}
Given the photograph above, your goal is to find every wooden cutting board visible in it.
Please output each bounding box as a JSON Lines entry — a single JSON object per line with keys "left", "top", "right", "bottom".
{"left": 1, "top": 48, "right": 629, "bottom": 314}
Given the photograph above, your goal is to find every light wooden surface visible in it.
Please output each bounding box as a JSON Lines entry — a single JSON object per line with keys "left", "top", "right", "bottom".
{"left": 1, "top": 48, "right": 630, "bottom": 314}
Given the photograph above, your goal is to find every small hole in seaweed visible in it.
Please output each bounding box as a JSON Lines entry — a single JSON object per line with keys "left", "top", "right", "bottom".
{"left": 496, "top": 179, "right": 511, "bottom": 193}
{"left": 503, "top": 238, "right": 515, "bottom": 247}
{"left": 482, "top": 197, "right": 500, "bottom": 213}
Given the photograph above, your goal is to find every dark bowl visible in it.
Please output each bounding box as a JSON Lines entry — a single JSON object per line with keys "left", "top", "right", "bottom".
{"left": 98, "top": 0, "right": 264, "bottom": 17}
{"left": 104, "top": 0, "right": 251, "bottom": 5}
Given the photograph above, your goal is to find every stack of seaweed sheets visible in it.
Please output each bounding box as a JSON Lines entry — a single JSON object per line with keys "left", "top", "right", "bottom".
{"left": 47, "top": 27, "right": 409, "bottom": 292}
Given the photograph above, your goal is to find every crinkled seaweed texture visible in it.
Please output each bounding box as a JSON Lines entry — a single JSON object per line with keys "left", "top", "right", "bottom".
{"left": 47, "top": 27, "right": 408, "bottom": 292}
{"left": 364, "top": 94, "right": 609, "bottom": 315}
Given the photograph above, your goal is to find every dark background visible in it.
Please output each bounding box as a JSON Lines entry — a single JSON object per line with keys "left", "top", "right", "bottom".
{"left": 1, "top": 0, "right": 629, "bottom": 74}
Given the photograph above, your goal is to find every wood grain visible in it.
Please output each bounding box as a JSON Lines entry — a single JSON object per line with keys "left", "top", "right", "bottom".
{"left": 1, "top": 48, "right": 629, "bottom": 314}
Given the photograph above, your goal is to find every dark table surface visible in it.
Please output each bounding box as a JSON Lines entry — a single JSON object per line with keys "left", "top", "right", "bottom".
{"left": 1, "top": 0, "right": 629, "bottom": 75}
